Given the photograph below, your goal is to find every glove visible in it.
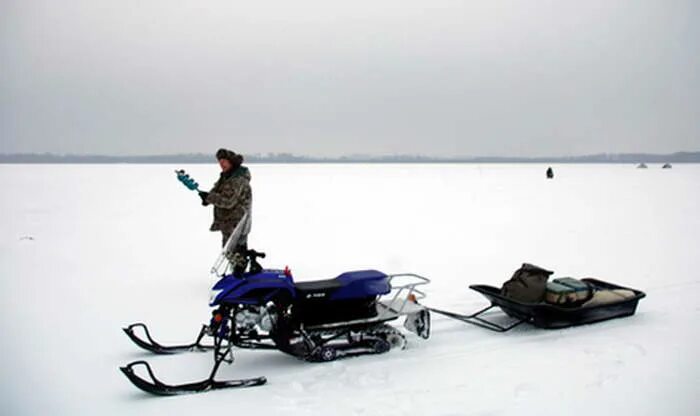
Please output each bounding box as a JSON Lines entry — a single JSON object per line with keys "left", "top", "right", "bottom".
{"left": 198, "top": 191, "right": 210, "bottom": 206}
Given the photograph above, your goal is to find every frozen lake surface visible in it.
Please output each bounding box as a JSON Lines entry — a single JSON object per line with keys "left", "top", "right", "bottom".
{"left": 1, "top": 163, "right": 698, "bottom": 415}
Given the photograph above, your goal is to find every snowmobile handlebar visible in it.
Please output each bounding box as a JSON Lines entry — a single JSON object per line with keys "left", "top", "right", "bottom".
{"left": 245, "top": 249, "right": 266, "bottom": 259}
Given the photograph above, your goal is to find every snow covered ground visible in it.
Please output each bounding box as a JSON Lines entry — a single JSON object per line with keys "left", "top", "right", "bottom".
{"left": 1, "top": 163, "right": 698, "bottom": 415}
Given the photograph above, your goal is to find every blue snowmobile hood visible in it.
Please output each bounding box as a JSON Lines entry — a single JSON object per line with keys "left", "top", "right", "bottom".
{"left": 210, "top": 269, "right": 294, "bottom": 306}
{"left": 209, "top": 269, "right": 391, "bottom": 306}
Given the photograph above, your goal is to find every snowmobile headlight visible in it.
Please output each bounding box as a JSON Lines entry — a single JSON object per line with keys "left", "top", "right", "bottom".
{"left": 209, "top": 288, "right": 224, "bottom": 305}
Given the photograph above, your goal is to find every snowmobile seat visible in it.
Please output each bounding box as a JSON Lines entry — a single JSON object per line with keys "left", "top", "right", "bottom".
{"left": 294, "top": 270, "right": 390, "bottom": 300}
{"left": 294, "top": 279, "right": 344, "bottom": 297}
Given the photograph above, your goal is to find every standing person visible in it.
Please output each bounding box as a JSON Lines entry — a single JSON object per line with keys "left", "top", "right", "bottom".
{"left": 198, "top": 149, "right": 252, "bottom": 252}
{"left": 546, "top": 166, "right": 554, "bottom": 179}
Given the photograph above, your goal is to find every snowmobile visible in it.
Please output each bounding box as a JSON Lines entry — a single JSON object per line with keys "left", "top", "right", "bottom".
{"left": 120, "top": 214, "right": 431, "bottom": 395}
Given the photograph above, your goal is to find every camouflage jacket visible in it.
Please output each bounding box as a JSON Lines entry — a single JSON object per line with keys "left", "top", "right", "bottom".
{"left": 206, "top": 166, "right": 252, "bottom": 233}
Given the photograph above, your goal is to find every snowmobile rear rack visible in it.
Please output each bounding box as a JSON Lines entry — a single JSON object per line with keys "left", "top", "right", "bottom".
{"left": 430, "top": 278, "right": 646, "bottom": 332}
{"left": 380, "top": 273, "right": 430, "bottom": 316}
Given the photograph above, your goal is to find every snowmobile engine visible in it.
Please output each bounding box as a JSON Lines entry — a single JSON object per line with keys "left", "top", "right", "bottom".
{"left": 235, "top": 305, "right": 277, "bottom": 334}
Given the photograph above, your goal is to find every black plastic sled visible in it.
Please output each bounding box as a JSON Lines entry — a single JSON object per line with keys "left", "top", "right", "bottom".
{"left": 429, "top": 278, "right": 646, "bottom": 332}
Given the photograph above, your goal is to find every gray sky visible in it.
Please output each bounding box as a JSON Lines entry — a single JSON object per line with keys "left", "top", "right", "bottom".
{"left": 1, "top": 0, "right": 699, "bottom": 157}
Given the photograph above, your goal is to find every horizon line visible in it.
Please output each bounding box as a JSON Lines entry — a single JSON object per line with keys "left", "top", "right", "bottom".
{"left": 0, "top": 151, "right": 700, "bottom": 163}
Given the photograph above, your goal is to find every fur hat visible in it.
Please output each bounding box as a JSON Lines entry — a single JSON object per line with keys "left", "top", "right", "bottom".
{"left": 215, "top": 148, "right": 244, "bottom": 166}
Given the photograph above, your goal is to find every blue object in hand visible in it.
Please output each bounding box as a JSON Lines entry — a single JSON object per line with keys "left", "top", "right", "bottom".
{"left": 175, "top": 169, "right": 200, "bottom": 191}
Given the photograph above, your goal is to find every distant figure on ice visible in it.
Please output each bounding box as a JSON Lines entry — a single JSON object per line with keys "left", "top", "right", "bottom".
{"left": 198, "top": 148, "right": 252, "bottom": 251}
{"left": 637, "top": 163, "right": 648, "bottom": 169}
{"left": 546, "top": 166, "right": 554, "bottom": 179}
{"left": 662, "top": 163, "right": 672, "bottom": 169}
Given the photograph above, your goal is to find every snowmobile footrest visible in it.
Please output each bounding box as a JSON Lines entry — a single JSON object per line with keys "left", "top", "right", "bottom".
{"left": 120, "top": 361, "right": 266, "bottom": 395}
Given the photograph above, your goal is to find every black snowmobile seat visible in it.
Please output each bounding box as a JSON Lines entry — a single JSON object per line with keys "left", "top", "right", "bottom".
{"left": 294, "top": 279, "right": 344, "bottom": 295}
{"left": 293, "top": 270, "right": 389, "bottom": 300}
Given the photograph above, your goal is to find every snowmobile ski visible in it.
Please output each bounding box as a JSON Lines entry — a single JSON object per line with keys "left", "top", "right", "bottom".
{"left": 120, "top": 361, "right": 266, "bottom": 396}
{"left": 123, "top": 323, "right": 214, "bottom": 354}
{"left": 121, "top": 335, "right": 266, "bottom": 395}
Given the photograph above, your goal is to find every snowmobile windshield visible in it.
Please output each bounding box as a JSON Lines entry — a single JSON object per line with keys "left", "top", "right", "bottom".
{"left": 210, "top": 211, "right": 251, "bottom": 277}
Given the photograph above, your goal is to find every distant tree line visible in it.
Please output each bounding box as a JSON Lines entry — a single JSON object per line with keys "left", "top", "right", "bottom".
{"left": 1, "top": 151, "right": 698, "bottom": 164}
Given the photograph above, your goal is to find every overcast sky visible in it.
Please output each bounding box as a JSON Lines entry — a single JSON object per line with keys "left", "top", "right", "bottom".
{"left": 1, "top": 0, "right": 698, "bottom": 157}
